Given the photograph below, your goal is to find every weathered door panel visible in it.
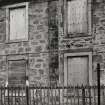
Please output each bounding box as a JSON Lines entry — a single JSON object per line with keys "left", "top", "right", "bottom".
{"left": 67, "top": 56, "right": 89, "bottom": 86}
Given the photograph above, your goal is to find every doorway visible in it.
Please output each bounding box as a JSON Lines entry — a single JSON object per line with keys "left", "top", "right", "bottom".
{"left": 64, "top": 52, "right": 92, "bottom": 86}
{"left": 67, "top": 56, "right": 88, "bottom": 86}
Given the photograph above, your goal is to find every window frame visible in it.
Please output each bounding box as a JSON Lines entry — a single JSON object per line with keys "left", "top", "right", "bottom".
{"left": 64, "top": 0, "right": 92, "bottom": 37}
{"left": 6, "top": 2, "right": 29, "bottom": 42}
{"left": 64, "top": 52, "right": 92, "bottom": 86}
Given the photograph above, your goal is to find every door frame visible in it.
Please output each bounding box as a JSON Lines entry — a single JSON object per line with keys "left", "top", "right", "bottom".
{"left": 64, "top": 52, "right": 92, "bottom": 86}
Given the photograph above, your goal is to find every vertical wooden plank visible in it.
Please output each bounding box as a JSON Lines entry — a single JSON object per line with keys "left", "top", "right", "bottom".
{"left": 3, "top": 87, "right": 4, "bottom": 105}
{"left": 66, "top": 88, "right": 68, "bottom": 105}
{"left": 40, "top": 87, "right": 42, "bottom": 105}
{"left": 58, "top": 87, "right": 60, "bottom": 105}
{"left": 21, "top": 87, "right": 23, "bottom": 105}
{"left": 4, "top": 87, "right": 5, "bottom": 105}
{"left": 5, "top": 87, "right": 7, "bottom": 105}
{"left": 48, "top": 88, "right": 50, "bottom": 105}
{"left": 0, "top": 87, "right": 2, "bottom": 105}
{"left": 85, "top": 88, "right": 88, "bottom": 104}
{"left": 29, "top": 88, "right": 31, "bottom": 105}
{"left": 22, "top": 87, "right": 25, "bottom": 104}
{"left": 73, "top": 87, "right": 76, "bottom": 105}
{"left": 15, "top": 87, "right": 16, "bottom": 105}
{"left": 55, "top": 89, "right": 56, "bottom": 105}
{"left": 3, "top": 87, "right": 5, "bottom": 105}
{"left": 51, "top": 88, "right": 53, "bottom": 105}
{"left": 43, "top": 89, "right": 46, "bottom": 105}
{"left": 82, "top": 87, "right": 85, "bottom": 105}
{"left": 33, "top": 88, "right": 35, "bottom": 105}
{"left": 36, "top": 88, "right": 38, "bottom": 105}
{"left": 93, "top": 87, "right": 96, "bottom": 105}
{"left": 89, "top": 86, "right": 91, "bottom": 105}
{"left": 11, "top": 87, "right": 13, "bottom": 105}
{"left": 8, "top": 87, "right": 9, "bottom": 105}
{"left": 54, "top": 88, "right": 56, "bottom": 105}
{"left": 62, "top": 86, "right": 64, "bottom": 105}
{"left": 70, "top": 87, "right": 72, "bottom": 105}
{"left": 18, "top": 87, "right": 20, "bottom": 105}
{"left": 102, "top": 87, "right": 104, "bottom": 105}
{"left": 77, "top": 87, "right": 80, "bottom": 105}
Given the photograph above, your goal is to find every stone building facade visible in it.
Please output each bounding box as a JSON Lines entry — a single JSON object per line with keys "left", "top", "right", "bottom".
{"left": 0, "top": 0, "right": 105, "bottom": 86}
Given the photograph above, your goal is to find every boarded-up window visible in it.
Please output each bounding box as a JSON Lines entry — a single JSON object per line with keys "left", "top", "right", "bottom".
{"left": 68, "top": 0, "right": 87, "bottom": 33}
{"left": 67, "top": 56, "right": 89, "bottom": 86}
{"left": 8, "top": 60, "right": 26, "bottom": 86}
{"left": 9, "top": 7, "right": 27, "bottom": 40}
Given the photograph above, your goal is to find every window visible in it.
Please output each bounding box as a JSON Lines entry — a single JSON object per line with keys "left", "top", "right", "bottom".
{"left": 6, "top": 3, "right": 28, "bottom": 41}
{"left": 8, "top": 60, "right": 26, "bottom": 86}
{"left": 64, "top": 52, "right": 92, "bottom": 86}
{"left": 10, "top": 7, "right": 26, "bottom": 40}
{"left": 67, "top": 0, "right": 87, "bottom": 34}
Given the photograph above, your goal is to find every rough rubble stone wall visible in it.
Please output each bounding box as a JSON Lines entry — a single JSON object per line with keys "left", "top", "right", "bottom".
{"left": 0, "top": 1, "right": 58, "bottom": 86}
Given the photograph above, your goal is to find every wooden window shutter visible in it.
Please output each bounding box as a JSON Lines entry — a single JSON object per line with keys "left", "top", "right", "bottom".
{"left": 10, "top": 7, "right": 26, "bottom": 40}
{"left": 68, "top": 0, "right": 87, "bottom": 33}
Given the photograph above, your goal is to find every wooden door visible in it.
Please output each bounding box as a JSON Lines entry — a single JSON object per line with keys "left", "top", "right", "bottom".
{"left": 8, "top": 60, "right": 26, "bottom": 86}
{"left": 67, "top": 56, "right": 89, "bottom": 86}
